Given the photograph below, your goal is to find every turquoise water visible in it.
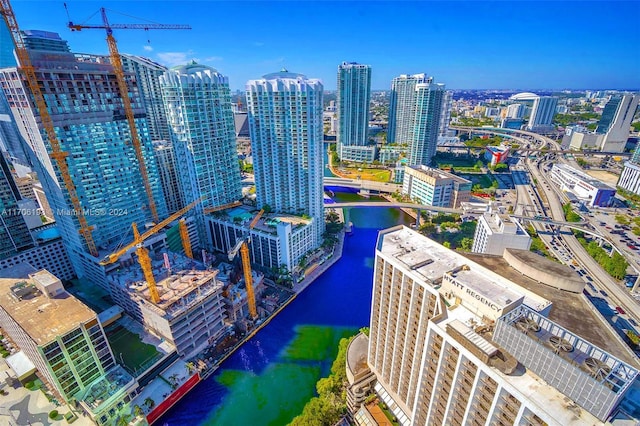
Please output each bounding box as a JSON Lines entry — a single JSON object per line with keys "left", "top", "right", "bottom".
{"left": 159, "top": 191, "right": 412, "bottom": 425}
{"left": 35, "top": 227, "right": 60, "bottom": 241}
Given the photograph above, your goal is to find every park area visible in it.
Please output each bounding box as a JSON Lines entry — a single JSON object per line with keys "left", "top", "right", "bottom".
{"left": 105, "top": 323, "right": 161, "bottom": 375}
{"left": 334, "top": 166, "right": 391, "bottom": 182}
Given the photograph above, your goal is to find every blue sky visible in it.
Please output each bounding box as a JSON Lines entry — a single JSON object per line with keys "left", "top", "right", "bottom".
{"left": 9, "top": 1, "right": 640, "bottom": 90}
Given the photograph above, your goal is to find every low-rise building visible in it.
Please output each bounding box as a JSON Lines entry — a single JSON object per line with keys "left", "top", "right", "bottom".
{"left": 378, "top": 145, "right": 407, "bottom": 165}
{"left": 402, "top": 165, "right": 471, "bottom": 208}
{"left": 550, "top": 163, "right": 616, "bottom": 207}
{"left": 207, "top": 206, "right": 316, "bottom": 273}
{"left": 0, "top": 232, "right": 74, "bottom": 281}
{"left": 471, "top": 212, "right": 531, "bottom": 256}
{"left": 484, "top": 145, "right": 510, "bottom": 166}
{"left": 0, "top": 264, "right": 137, "bottom": 426}
{"left": 338, "top": 145, "right": 377, "bottom": 163}
{"left": 618, "top": 161, "right": 640, "bottom": 196}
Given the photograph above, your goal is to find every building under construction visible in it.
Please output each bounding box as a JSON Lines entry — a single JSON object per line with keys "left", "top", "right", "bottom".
{"left": 106, "top": 251, "right": 226, "bottom": 357}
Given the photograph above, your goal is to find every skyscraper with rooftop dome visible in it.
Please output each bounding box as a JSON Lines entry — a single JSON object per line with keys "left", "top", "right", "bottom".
{"left": 161, "top": 61, "right": 242, "bottom": 247}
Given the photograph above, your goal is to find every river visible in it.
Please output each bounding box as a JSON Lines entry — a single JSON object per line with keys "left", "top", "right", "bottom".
{"left": 158, "top": 190, "right": 412, "bottom": 425}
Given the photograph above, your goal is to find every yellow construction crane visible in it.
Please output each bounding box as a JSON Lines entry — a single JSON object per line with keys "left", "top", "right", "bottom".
{"left": 67, "top": 7, "right": 190, "bottom": 222}
{"left": 1, "top": 0, "right": 98, "bottom": 256}
{"left": 179, "top": 219, "right": 192, "bottom": 259}
{"left": 228, "top": 209, "right": 264, "bottom": 320}
{"left": 203, "top": 200, "right": 242, "bottom": 215}
{"left": 100, "top": 198, "right": 201, "bottom": 303}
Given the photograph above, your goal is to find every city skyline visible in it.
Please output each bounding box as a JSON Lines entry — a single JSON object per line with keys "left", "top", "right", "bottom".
{"left": 8, "top": 1, "right": 640, "bottom": 91}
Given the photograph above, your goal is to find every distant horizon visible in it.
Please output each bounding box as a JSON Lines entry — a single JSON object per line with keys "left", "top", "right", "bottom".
{"left": 10, "top": 1, "right": 640, "bottom": 91}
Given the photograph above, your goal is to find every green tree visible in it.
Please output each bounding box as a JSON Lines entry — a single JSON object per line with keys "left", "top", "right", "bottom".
{"left": 443, "top": 241, "right": 451, "bottom": 249}
{"left": 460, "top": 238, "right": 474, "bottom": 251}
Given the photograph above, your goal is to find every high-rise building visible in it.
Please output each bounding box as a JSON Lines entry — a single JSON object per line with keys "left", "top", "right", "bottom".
{"left": 246, "top": 69, "right": 325, "bottom": 245}
{"left": 618, "top": 143, "right": 640, "bottom": 195}
{"left": 527, "top": 96, "right": 558, "bottom": 132}
{"left": 153, "top": 140, "right": 184, "bottom": 215}
{"left": 402, "top": 165, "right": 471, "bottom": 208}
{"left": 506, "top": 103, "right": 524, "bottom": 119}
{"left": 0, "top": 31, "right": 167, "bottom": 281}
{"left": 337, "top": 62, "right": 372, "bottom": 162}
{"left": 121, "top": 54, "right": 171, "bottom": 142}
{"left": 161, "top": 62, "right": 242, "bottom": 247}
{"left": 0, "top": 264, "right": 138, "bottom": 426}
{"left": 388, "top": 73, "right": 445, "bottom": 166}
{"left": 0, "top": 20, "right": 16, "bottom": 68}
{"left": 471, "top": 212, "right": 531, "bottom": 255}
{"left": 388, "top": 73, "right": 430, "bottom": 145}
{"left": 438, "top": 90, "right": 453, "bottom": 137}
{"left": 362, "top": 226, "right": 638, "bottom": 426}
{"left": 597, "top": 94, "right": 639, "bottom": 152}
{"left": 0, "top": 87, "right": 29, "bottom": 167}
{"left": 0, "top": 152, "right": 33, "bottom": 258}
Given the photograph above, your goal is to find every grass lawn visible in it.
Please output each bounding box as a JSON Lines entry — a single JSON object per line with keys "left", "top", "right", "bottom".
{"left": 458, "top": 173, "right": 495, "bottom": 189}
{"left": 337, "top": 167, "right": 391, "bottom": 182}
{"left": 105, "top": 324, "right": 160, "bottom": 374}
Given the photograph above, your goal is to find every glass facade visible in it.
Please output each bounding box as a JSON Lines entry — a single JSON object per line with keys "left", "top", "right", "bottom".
{"left": 0, "top": 153, "right": 33, "bottom": 259}
{"left": 0, "top": 37, "right": 167, "bottom": 275}
{"left": 161, "top": 62, "right": 242, "bottom": 246}
{"left": 41, "top": 319, "right": 114, "bottom": 401}
{"left": 337, "top": 62, "right": 372, "bottom": 161}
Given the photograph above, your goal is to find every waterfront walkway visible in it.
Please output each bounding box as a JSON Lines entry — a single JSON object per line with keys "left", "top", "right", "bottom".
{"left": 293, "top": 230, "right": 345, "bottom": 295}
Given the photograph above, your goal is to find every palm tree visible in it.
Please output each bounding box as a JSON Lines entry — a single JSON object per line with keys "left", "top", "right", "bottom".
{"left": 144, "top": 397, "right": 155, "bottom": 410}
{"left": 133, "top": 405, "right": 144, "bottom": 418}
{"left": 186, "top": 362, "right": 195, "bottom": 374}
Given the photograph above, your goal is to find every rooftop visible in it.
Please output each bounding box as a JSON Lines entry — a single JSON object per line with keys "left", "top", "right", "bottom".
{"left": 106, "top": 253, "right": 223, "bottom": 318}
{"left": 436, "top": 304, "right": 605, "bottom": 426}
{"left": 406, "top": 165, "right": 472, "bottom": 184}
{"left": 464, "top": 253, "right": 639, "bottom": 366}
{"left": 378, "top": 227, "right": 545, "bottom": 312}
{"left": 553, "top": 163, "right": 615, "bottom": 190}
{"left": 0, "top": 263, "right": 96, "bottom": 346}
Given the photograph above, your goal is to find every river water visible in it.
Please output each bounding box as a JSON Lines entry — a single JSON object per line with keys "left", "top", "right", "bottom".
{"left": 158, "top": 190, "right": 412, "bottom": 425}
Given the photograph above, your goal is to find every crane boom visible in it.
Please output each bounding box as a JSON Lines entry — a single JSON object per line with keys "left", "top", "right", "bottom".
{"left": 68, "top": 8, "right": 192, "bottom": 223}
{"left": 100, "top": 198, "right": 201, "bottom": 265}
{"left": 1, "top": 0, "right": 97, "bottom": 256}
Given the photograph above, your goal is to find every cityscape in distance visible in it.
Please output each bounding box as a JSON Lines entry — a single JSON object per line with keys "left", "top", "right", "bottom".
{"left": 0, "top": 1, "right": 639, "bottom": 426}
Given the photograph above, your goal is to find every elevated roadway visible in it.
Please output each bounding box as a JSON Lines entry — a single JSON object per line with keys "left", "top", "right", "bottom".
{"left": 324, "top": 201, "right": 461, "bottom": 215}
{"left": 324, "top": 177, "right": 401, "bottom": 194}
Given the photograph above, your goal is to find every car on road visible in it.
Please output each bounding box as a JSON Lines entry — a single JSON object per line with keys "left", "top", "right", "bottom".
{"left": 600, "top": 289, "right": 608, "bottom": 297}
{"left": 616, "top": 306, "right": 626, "bottom": 315}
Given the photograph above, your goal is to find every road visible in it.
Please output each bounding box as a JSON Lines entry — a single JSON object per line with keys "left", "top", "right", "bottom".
{"left": 515, "top": 133, "right": 640, "bottom": 323}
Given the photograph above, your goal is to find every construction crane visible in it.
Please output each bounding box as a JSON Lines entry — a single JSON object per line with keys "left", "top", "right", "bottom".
{"left": 67, "top": 7, "right": 191, "bottom": 222}
{"left": 228, "top": 209, "right": 265, "bottom": 320}
{"left": 1, "top": 0, "right": 98, "bottom": 256}
{"left": 100, "top": 198, "right": 201, "bottom": 303}
{"left": 203, "top": 200, "right": 242, "bottom": 215}
{"left": 179, "top": 219, "right": 192, "bottom": 259}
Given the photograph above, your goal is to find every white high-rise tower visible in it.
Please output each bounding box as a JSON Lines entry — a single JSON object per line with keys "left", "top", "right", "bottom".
{"left": 246, "top": 69, "right": 325, "bottom": 246}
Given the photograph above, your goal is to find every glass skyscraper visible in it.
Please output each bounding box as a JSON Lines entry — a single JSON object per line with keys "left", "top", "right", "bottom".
{"left": 246, "top": 70, "right": 325, "bottom": 246}
{"left": 0, "top": 31, "right": 167, "bottom": 280}
{"left": 161, "top": 62, "right": 242, "bottom": 246}
{"left": 0, "top": 152, "right": 33, "bottom": 259}
{"left": 526, "top": 96, "right": 558, "bottom": 131}
{"left": 337, "top": 62, "right": 372, "bottom": 162}
{"left": 388, "top": 73, "right": 445, "bottom": 166}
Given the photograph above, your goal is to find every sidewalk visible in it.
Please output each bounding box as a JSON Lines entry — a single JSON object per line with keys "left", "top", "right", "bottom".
{"left": 292, "top": 230, "right": 345, "bottom": 295}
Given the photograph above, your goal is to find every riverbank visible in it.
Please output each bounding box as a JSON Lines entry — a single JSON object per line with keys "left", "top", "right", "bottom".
{"left": 381, "top": 193, "right": 419, "bottom": 222}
